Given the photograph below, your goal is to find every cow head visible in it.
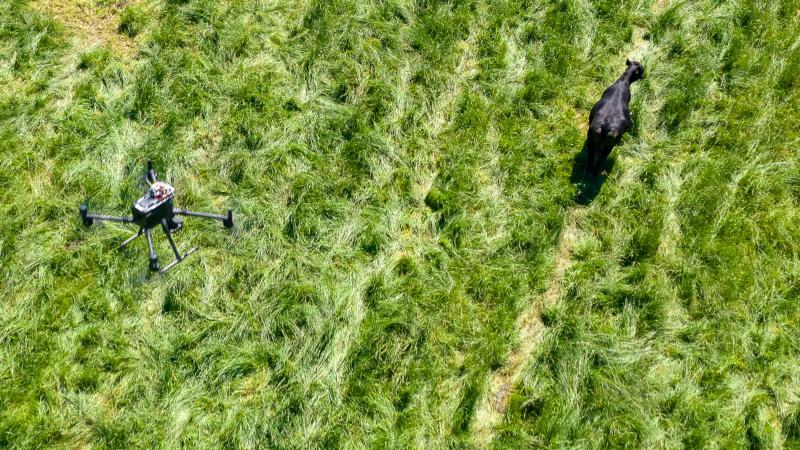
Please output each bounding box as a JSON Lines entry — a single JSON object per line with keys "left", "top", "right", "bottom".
{"left": 626, "top": 59, "right": 645, "bottom": 81}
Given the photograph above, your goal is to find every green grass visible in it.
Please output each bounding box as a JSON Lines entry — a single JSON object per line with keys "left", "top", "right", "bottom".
{"left": 118, "top": 4, "right": 149, "bottom": 38}
{"left": 1, "top": 0, "right": 799, "bottom": 448}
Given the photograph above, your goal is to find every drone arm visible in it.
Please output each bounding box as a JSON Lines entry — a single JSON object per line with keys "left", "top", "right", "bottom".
{"left": 80, "top": 205, "right": 133, "bottom": 226}
{"left": 86, "top": 213, "right": 134, "bottom": 223}
{"left": 173, "top": 208, "right": 234, "bottom": 229}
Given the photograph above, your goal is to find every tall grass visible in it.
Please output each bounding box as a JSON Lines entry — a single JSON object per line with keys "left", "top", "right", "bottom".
{"left": 1, "top": 0, "right": 798, "bottom": 448}
{"left": 495, "top": 1, "right": 800, "bottom": 448}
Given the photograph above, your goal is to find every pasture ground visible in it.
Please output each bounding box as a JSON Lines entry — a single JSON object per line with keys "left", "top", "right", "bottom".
{"left": 2, "top": 0, "right": 799, "bottom": 447}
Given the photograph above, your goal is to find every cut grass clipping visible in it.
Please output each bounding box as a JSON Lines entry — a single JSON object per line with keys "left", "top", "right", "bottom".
{"left": 1, "top": 0, "right": 800, "bottom": 448}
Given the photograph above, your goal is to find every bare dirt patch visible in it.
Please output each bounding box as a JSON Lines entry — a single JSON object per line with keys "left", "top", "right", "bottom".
{"left": 31, "top": 0, "right": 144, "bottom": 57}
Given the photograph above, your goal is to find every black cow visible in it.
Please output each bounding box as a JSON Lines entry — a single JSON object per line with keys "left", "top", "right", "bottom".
{"left": 586, "top": 59, "right": 645, "bottom": 175}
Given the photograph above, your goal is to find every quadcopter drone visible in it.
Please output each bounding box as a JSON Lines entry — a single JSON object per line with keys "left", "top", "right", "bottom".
{"left": 79, "top": 160, "right": 234, "bottom": 274}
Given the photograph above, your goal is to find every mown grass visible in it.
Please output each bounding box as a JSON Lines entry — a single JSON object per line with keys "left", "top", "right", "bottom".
{"left": 1, "top": 0, "right": 798, "bottom": 448}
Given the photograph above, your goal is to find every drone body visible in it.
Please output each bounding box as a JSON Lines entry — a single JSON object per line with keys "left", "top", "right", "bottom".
{"left": 79, "top": 161, "right": 233, "bottom": 273}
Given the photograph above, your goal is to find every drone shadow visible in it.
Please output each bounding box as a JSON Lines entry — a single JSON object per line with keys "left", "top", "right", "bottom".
{"left": 569, "top": 140, "right": 615, "bottom": 206}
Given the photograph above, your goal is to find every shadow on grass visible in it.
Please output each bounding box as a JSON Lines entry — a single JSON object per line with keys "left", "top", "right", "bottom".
{"left": 569, "top": 141, "right": 615, "bottom": 206}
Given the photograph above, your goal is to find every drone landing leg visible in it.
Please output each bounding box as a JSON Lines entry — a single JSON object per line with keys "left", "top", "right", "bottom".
{"left": 120, "top": 228, "right": 143, "bottom": 249}
{"left": 158, "top": 219, "right": 197, "bottom": 274}
{"left": 145, "top": 227, "right": 159, "bottom": 272}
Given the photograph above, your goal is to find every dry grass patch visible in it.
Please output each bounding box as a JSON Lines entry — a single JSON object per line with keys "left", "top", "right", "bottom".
{"left": 31, "top": 0, "right": 151, "bottom": 57}
{"left": 471, "top": 210, "right": 580, "bottom": 448}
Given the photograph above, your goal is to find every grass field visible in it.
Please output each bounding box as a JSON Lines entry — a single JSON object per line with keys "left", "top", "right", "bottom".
{"left": 1, "top": 0, "right": 799, "bottom": 448}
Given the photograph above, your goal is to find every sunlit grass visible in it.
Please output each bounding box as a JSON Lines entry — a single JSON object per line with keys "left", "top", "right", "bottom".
{"left": 1, "top": 0, "right": 798, "bottom": 448}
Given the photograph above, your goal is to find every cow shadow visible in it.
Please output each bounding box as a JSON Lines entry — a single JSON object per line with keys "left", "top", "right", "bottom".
{"left": 569, "top": 140, "right": 615, "bottom": 205}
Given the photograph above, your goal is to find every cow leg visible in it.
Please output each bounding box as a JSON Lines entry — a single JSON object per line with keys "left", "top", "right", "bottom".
{"left": 589, "top": 140, "right": 606, "bottom": 175}
{"left": 597, "top": 143, "right": 614, "bottom": 175}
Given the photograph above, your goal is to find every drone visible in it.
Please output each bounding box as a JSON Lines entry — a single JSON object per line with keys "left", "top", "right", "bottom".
{"left": 79, "top": 160, "right": 234, "bottom": 274}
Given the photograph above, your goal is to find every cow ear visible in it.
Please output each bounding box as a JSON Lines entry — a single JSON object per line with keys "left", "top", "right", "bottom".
{"left": 626, "top": 59, "right": 631, "bottom": 66}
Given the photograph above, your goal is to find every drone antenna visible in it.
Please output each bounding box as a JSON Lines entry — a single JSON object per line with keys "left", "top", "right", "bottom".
{"left": 146, "top": 160, "right": 157, "bottom": 184}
